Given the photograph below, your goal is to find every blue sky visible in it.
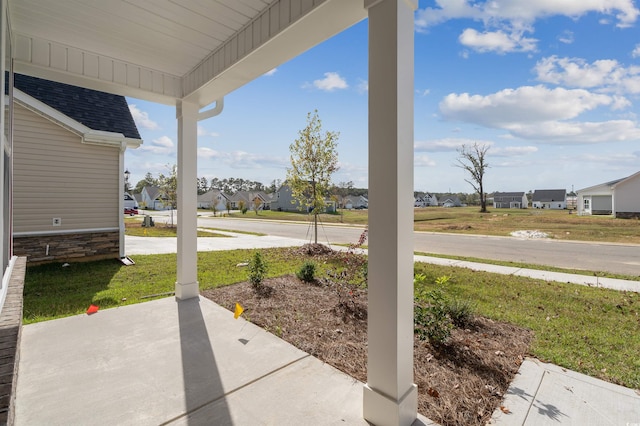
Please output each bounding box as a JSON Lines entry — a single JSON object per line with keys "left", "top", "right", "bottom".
{"left": 126, "top": 0, "right": 640, "bottom": 194}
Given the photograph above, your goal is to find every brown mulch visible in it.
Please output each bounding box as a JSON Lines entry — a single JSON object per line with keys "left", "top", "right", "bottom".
{"left": 202, "top": 246, "right": 532, "bottom": 426}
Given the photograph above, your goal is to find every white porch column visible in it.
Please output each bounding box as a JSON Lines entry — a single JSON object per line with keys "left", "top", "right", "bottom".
{"left": 363, "top": 1, "right": 418, "bottom": 425}
{"left": 175, "top": 100, "right": 199, "bottom": 300}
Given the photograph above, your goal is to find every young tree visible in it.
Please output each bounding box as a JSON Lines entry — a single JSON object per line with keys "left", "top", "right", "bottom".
{"left": 158, "top": 164, "right": 178, "bottom": 227}
{"left": 287, "top": 110, "right": 339, "bottom": 244}
{"left": 456, "top": 143, "right": 490, "bottom": 213}
{"left": 252, "top": 196, "right": 262, "bottom": 215}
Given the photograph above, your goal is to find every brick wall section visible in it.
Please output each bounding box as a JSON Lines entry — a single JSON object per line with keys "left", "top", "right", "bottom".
{"left": 0, "top": 257, "right": 26, "bottom": 425}
{"left": 13, "top": 231, "right": 119, "bottom": 264}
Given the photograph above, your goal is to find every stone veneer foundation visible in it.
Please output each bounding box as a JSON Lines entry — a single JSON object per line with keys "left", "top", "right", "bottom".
{"left": 13, "top": 231, "right": 119, "bottom": 264}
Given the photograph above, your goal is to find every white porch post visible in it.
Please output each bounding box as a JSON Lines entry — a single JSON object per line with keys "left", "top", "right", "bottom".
{"left": 363, "top": 0, "right": 418, "bottom": 425}
{"left": 175, "top": 100, "right": 199, "bottom": 300}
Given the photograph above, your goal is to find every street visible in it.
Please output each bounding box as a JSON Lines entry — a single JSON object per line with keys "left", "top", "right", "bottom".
{"left": 142, "top": 210, "right": 640, "bottom": 277}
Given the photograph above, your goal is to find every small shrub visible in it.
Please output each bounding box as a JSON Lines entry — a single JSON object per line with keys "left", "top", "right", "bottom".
{"left": 248, "top": 251, "right": 268, "bottom": 289}
{"left": 445, "top": 298, "right": 475, "bottom": 327}
{"left": 297, "top": 261, "right": 316, "bottom": 282}
{"left": 241, "top": 206, "right": 248, "bottom": 214}
{"left": 414, "top": 275, "right": 454, "bottom": 345}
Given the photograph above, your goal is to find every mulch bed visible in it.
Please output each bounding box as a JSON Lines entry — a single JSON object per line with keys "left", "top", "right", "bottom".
{"left": 202, "top": 245, "right": 532, "bottom": 426}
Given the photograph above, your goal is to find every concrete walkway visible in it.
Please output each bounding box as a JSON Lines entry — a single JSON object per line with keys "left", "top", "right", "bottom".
{"left": 16, "top": 233, "right": 637, "bottom": 425}
{"left": 490, "top": 358, "right": 640, "bottom": 425}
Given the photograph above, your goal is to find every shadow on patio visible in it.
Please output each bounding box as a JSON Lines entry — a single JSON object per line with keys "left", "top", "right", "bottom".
{"left": 14, "top": 296, "right": 406, "bottom": 425}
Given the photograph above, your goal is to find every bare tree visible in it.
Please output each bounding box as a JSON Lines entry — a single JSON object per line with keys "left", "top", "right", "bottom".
{"left": 456, "top": 143, "right": 490, "bottom": 213}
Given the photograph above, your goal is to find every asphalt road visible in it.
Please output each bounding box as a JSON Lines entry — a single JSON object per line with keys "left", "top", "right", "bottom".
{"left": 145, "top": 211, "right": 640, "bottom": 277}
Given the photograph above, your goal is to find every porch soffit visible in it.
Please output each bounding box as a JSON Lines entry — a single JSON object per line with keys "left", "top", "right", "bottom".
{"left": 9, "top": 0, "right": 366, "bottom": 107}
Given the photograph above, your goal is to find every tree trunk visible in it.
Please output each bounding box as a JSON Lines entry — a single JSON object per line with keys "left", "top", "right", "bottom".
{"left": 314, "top": 212, "right": 318, "bottom": 244}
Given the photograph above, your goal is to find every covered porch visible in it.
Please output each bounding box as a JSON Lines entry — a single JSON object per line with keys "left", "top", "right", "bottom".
{"left": 2, "top": 0, "right": 419, "bottom": 424}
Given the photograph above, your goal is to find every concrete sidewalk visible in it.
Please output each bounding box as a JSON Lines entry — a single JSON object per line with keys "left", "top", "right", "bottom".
{"left": 490, "top": 358, "right": 640, "bottom": 425}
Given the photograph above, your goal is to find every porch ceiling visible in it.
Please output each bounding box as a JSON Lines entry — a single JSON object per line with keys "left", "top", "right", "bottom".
{"left": 9, "top": 0, "right": 366, "bottom": 107}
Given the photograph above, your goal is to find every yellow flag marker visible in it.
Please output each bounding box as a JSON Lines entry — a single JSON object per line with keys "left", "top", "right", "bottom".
{"left": 234, "top": 302, "right": 244, "bottom": 319}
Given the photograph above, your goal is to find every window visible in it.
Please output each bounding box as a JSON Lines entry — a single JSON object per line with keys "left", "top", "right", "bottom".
{"left": 583, "top": 198, "right": 590, "bottom": 210}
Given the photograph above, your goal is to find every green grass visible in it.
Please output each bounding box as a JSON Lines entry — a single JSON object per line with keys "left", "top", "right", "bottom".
{"left": 23, "top": 248, "right": 339, "bottom": 324}
{"left": 226, "top": 209, "right": 369, "bottom": 225}
{"left": 414, "top": 262, "right": 640, "bottom": 389}
{"left": 24, "top": 250, "right": 640, "bottom": 389}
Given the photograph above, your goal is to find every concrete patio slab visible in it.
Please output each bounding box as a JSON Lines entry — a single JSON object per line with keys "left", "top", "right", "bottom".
{"left": 490, "top": 358, "right": 640, "bottom": 425}
{"left": 15, "top": 296, "right": 433, "bottom": 425}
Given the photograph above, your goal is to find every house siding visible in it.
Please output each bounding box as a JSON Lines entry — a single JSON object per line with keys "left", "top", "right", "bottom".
{"left": 13, "top": 104, "right": 119, "bottom": 234}
{"left": 615, "top": 175, "right": 640, "bottom": 218}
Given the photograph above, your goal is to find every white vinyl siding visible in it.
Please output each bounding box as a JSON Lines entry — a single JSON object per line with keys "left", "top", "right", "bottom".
{"left": 13, "top": 104, "right": 119, "bottom": 233}
{"left": 615, "top": 175, "right": 640, "bottom": 214}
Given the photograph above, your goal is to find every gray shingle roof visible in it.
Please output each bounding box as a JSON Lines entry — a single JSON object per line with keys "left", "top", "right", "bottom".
{"left": 532, "top": 189, "right": 566, "bottom": 202}
{"left": 13, "top": 73, "right": 141, "bottom": 140}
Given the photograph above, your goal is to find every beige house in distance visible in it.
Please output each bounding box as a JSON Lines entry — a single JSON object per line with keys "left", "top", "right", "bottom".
{"left": 12, "top": 74, "right": 142, "bottom": 263}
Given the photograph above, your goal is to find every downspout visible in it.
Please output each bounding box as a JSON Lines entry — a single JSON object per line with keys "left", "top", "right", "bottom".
{"left": 198, "top": 98, "right": 224, "bottom": 122}
{"left": 118, "top": 142, "right": 126, "bottom": 258}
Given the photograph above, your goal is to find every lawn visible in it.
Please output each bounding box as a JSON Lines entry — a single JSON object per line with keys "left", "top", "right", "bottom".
{"left": 23, "top": 248, "right": 640, "bottom": 390}
{"left": 221, "top": 207, "right": 640, "bottom": 244}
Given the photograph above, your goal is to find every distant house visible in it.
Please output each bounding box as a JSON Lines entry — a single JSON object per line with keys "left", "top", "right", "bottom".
{"left": 493, "top": 192, "right": 528, "bottom": 209}
{"left": 12, "top": 74, "right": 142, "bottom": 263}
{"left": 414, "top": 193, "right": 438, "bottom": 207}
{"left": 439, "top": 195, "right": 462, "bottom": 208}
{"left": 270, "top": 182, "right": 335, "bottom": 213}
{"left": 229, "top": 191, "right": 269, "bottom": 210}
{"left": 532, "top": 189, "right": 566, "bottom": 209}
{"left": 577, "top": 172, "right": 640, "bottom": 218}
{"left": 197, "top": 189, "right": 229, "bottom": 211}
{"left": 344, "top": 195, "right": 368, "bottom": 209}
{"left": 141, "top": 186, "right": 171, "bottom": 210}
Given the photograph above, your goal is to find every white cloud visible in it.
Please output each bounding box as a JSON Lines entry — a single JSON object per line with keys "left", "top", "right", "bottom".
{"left": 197, "top": 147, "right": 222, "bottom": 159}
{"left": 129, "top": 104, "right": 159, "bottom": 130}
{"left": 197, "top": 125, "right": 220, "bottom": 138}
{"left": 508, "top": 120, "right": 640, "bottom": 143}
{"left": 197, "top": 149, "right": 288, "bottom": 169}
{"left": 534, "top": 56, "right": 640, "bottom": 95}
{"left": 311, "top": 72, "right": 348, "bottom": 92}
{"left": 414, "top": 138, "right": 494, "bottom": 152}
{"left": 263, "top": 68, "right": 277, "bottom": 77}
{"left": 139, "top": 136, "right": 174, "bottom": 154}
{"left": 440, "top": 85, "right": 617, "bottom": 128}
{"left": 357, "top": 79, "right": 368, "bottom": 93}
{"left": 558, "top": 30, "right": 574, "bottom": 44}
{"left": 632, "top": 44, "right": 640, "bottom": 57}
{"left": 417, "top": 88, "right": 431, "bottom": 96}
{"left": 415, "top": 155, "right": 437, "bottom": 167}
{"left": 491, "top": 146, "right": 538, "bottom": 156}
{"left": 416, "top": 0, "right": 639, "bottom": 30}
{"left": 439, "top": 85, "right": 640, "bottom": 143}
{"left": 459, "top": 28, "right": 537, "bottom": 53}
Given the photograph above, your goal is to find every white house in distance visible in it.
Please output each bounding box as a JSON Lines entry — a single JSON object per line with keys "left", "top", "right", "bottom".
{"left": 577, "top": 171, "right": 640, "bottom": 218}
{"left": 532, "top": 189, "right": 567, "bottom": 209}
{"left": 414, "top": 193, "right": 437, "bottom": 207}
{"left": 140, "top": 186, "right": 171, "bottom": 210}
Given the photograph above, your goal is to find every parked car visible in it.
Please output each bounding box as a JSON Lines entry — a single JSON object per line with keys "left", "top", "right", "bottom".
{"left": 124, "top": 208, "right": 138, "bottom": 216}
